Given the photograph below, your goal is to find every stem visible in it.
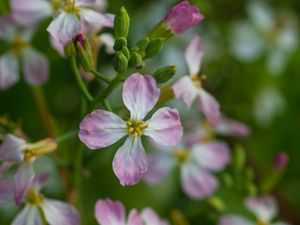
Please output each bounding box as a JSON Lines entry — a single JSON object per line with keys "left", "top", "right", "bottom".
{"left": 102, "top": 99, "right": 112, "bottom": 111}
{"left": 71, "top": 56, "right": 93, "bottom": 102}
{"left": 91, "top": 69, "right": 111, "bottom": 84}
{"left": 31, "top": 87, "right": 55, "bottom": 138}
{"left": 55, "top": 130, "right": 78, "bottom": 143}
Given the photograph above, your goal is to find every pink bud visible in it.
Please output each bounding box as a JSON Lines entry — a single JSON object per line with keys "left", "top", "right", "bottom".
{"left": 75, "top": 33, "right": 85, "bottom": 47}
{"left": 164, "top": 1, "right": 204, "bottom": 34}
{"left": 273, "top": 152, "right": 289, "bottom": 170}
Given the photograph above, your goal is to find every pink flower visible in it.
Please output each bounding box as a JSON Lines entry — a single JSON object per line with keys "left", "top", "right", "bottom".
{"left": 79, "top": 73, "right": 183, "bottom": 186}
{"left": 0, "top": 16, "right": 49, "bottom": 89}
{"left": 144, "top": 139, "right": 230, "bottom": 199}
{"left": 273, "top": 152, "right": 289, "bottom": 170}
{"left": 95, "top": 199, "right": 169, "bottom": 225}
{"left": 172, "top": 35, "right": 221, "bottom": 126}
{"left": 47, "top": 0, "right": 114, "bottom": 46}
{"left": 216, "top": 117, "right": 251, "bottom": 137}
{"left": 219, "top": 195, "right": 290, "bottom": 225}
{"left": 164, "top": 1, "right": 204, "bottom": 34}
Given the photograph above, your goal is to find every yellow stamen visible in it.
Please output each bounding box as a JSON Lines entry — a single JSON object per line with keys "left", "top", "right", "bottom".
{"left": 191, "top": 74, "right": 206, "bottom": 88}
{"left": 173, "top": 149, "right": 190, "bottom": 164}
{"left": 26, "top": 188, "right": 44, "bottom": 205}
{"left": 127, "top": 120, "right": 148, "bottom": 137}
{"left": 23, "top": 138, "right": 57, "bottom": 161}
{"left": 11, "top": 37, "right": 29, "bottom": 55}
{"left": 64, "top": 0, "right": 80, "bottom": 13}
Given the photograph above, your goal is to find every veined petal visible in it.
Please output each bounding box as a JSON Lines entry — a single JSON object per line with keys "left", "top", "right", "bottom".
{"left": 172, "top": 76, "right": 198, "bottom": 109}
{"left": 0, "top": 53, "right": 19, "bottom": 90}
{"left": 219, "top": 215, "right": 252, "bottom": 225}
{"left": 144, "top": 107, "right": 183, "bottom": 146}
{"left": 11, "top": 0, "right": 52, "bottom": 26}
{"left": 191, "top": 141, "right": 230, "bottom": 171}
{"left": 216, "top": 117, "right": 251, "bottom": 137}
{"left": 245, "top": 195, "right": 277, "bottom": 222}
{"left": 128, "top": 209, "right": 144, "bottom": 225}
{"left": 197, "top": 88, "right": 221, "bottom": 127}
{"left": 0, "top": 180, "right": 15, "bottom": 205}
{"left": 12, "top": 205, "right": 42, "bottom": 225}
{"left": 76, "top": 0, "right": 96, "bottom": 6}
{"left": 79, "top": 109, "right": 127, "bottom": 149}
{"left": 47, "top": 11, "right": 81, "bottom": 45}
{"left": 0, "top": 134, "right": 27, "bottom": 162}
{"left": 141, "top": 208, "right": 169, "bottom": 225}
{"left": 22, "top": 47, "right": 49, "bottom": 86}
{"left": 41, "top": 199, "right": 80, "bottom": 225}
{"left": 80, "top": 9, "right": 114, "bottom": 29}
{"left": 181, "top": 163, "right": 218, "bottom": 199}
{"left": 14, "top": 161, "right": 35, "bottom": 205}
{"left": 123, "top": 73, "right": 160, "bottom": 120}
{"left": 185, "top": 35, "right": 203, "bottom": 75}
{"left": 95, "top": 199, "right": 126, "bottom": 225}
{"left": 113, "top": 136, "right": 147, "bottom": 186}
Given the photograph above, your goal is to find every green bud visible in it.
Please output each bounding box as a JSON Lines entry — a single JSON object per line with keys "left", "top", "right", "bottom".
{"left": 145, "top": 38, "right": 165, "bottom": 58}
{"left": 121, "top": 46, "right": 130, "bottom": 59}
{"left": 64, "top": 41, "right": 76, "bottom": 57}
{"left": 113, "top": 37, "right": 127, "bottom": 51}
{"left": 246, "top": 182, "right": 257, "bottom": 195}
{"left": 233, "top": 145, "right": 246, "bottom": 174}
{"left": 153, "top": 65, "right": 176, "bottom": 83}
{"left": 129, "top": 52, "right": 143, "bottom": 69}
{"left": 113, "top": 52, "right": 128, "bottom": 73}
{"left": 207, "top": 197, "right": 225, "bottom": 212}
{"left": 75, "top": 36, "right": 94, "bottom": 72}
{"left": 114, "top": 6, "right": 130, "bottom": 38}
{"left": 136, "top": 37, "right": 150, "bottom": 50}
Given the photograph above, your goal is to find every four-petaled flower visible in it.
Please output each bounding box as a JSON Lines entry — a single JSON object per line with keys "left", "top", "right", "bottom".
{"left": 79, "top": 73, "right": 183, "bottom": 186}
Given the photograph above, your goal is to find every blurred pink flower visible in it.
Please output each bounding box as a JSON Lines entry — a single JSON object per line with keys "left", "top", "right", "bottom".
{"left": 172, "top": 35, "right": 221, "bottom": 126}
{"left": 273, "top": 152, "right": 289, "bottom": 170}
{"left": 164, "top": 1, "right": 204, "bottom": 34}
{"left": 79, "top": 73, "right": 183, "bottom": 186}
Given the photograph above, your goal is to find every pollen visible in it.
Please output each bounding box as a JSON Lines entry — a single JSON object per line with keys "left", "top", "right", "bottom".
{"left": 191, "top": 74, "right": 206, "bottom": 88}
{"left": 173, "top": 149, "right": 190, "bottom": 163}
{"left": 64, "top": 0, "right": 80, "bottom": 13}
{"left": 26, "top": 188, "right": 44, "bottom": 205}
{"left": 127, "top": 120, "right": 148, "bottom": 137}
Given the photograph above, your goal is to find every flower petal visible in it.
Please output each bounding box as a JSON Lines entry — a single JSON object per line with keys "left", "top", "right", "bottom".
{"left": 0, "top": 134, "right": 27, "bottom": 162}
{"left": 95, "top": 199, "right": 126, "bottom": 225}
{"left": 113, "top": 136, "right": 147, "bottom": 186}
{"left": 144, "top": 107, "right": 183, "bottom": 146}
{"left": 185, "top": 35, "right": 203, "bottom": 75}
{"left": 141, "top": 208, "right": 169, "bottom": 225}
{"left": 197, "top": 88, "right": 221, "bottom": 127}
{"left": 47, "top": 11, "right": 81, "bottom": 45}
{"left": 245, "top": 195, "right": 277, "bottom": 222}
{"left": 0, "top": 16, "right": 17, "bottom": 41}
{"left": 79, "top": 109, "right": 127, "bottom": 149}
{"left": 41, "top": 199, "right": 80, "bottom": 225}
{"left": 172, "top": 76, "right": 198, "bottom": 109}
{"left": 99, "top": 33, "right": 115, "bottom": 54}
{"left": 216, "top": 117, "right": 250, "bottom": 137}
{"left": 80, "top": 9, "right": 114, "bottom": 29}
{"left": 128, "top": 209, "right": 144, "bottom": 225}
{"left": 181, "top": 163, "right": 218, "bottom": 199}
{"left": 76, "top": 0, "right": 96, "bottom": 6}
{"left": 219, "top": 215, "right": 252, "bottom": 225}
{"left": 0, "top": 53, "right": 19, "bottom": 90}
{"left": 0, "top": 180, "right": 15, "bottom": 204}
{"left": 123, "top": 73, "right": 160, "bottom": 120}
{"left": 14, "top": 161, "right": 35, "bottom": 205}
{"left": 50, "top": 36, "right": 65, "bottom": 57}
{"left": 191, "top": 141, "right": 230, "bottom": 171}
{"left": 12, "top": 205, "right": 42, "bottom": 225}
{"left": 11, "top": 0, "right": 52, "bottom": 26}
{"left": 22, "top": 47, "right": 49, "bottom": 86}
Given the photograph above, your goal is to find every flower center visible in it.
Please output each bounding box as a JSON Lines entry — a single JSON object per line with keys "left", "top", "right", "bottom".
{"left": 127, "top": 120, "right": 148, "bottom": 137}
{"left": 173, "top": 149, "right": 190, "bottom": 164}
{"left": 191, "top": 74, "right": 206, "bottom": 88}
{"left": 11, "top": 37, "right": 28, "bottom": 55}
{"left": 256, "top": 220, "right": 269, "bottom": 225}
{"left": 26, "top": 188, "right": 44, "bottom": 205}
{"left": 64, "top": 0, "right": 80, "bottom": 13}
{"left": 52, "top": 0, "right": 62, "bottom": 11}
{"left": 23, "top": 138, "right": 57, "bottom": 161}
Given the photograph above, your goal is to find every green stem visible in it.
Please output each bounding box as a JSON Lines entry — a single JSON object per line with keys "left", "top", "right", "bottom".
{"left": 71, "top": 56, "right": 93, "bottom": 102}
{"left": 102, "top": 99, "right": 113, "bottom": 111}
{"left": 91, "top": 69, "right": 111, "bottom": 84}
{"left": 55, "top": 130, "right": 78, "bottom": 143}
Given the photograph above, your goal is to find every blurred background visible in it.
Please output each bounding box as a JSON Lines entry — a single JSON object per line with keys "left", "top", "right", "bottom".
{"left": 0, "top": 0, "right": 299, "bottom": 224}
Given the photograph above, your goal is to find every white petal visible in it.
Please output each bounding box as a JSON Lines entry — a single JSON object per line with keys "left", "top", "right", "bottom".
{"left": 80, "top": 9, "right": 114, "bottom": 29}
{"left": 219, "top": 215, "right": 252, "bottom": 225}
{"left": 0, "top": 53, "right": 19, "bottom": 90}
{"left": 247, "top": 1, "right": 274, "bottom": 31}
{"left": 12, "top": 205, "right": 42, "bottom": 225}
{"left": 99, "top": 33, "right": 115, "bottom": 54}
{"left": 0, "top": 134, "right": 27, "bottom": 162}
{"left": 185, "top": 35, "right": 203, "bottom": 75}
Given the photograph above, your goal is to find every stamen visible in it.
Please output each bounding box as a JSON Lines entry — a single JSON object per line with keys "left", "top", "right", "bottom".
{"left": 11, "top": 37, "right": 29, "bottom": 55}
{"left": 173, "top": 149, "right": 190, "bottom": 163}
{"left": 26, "top": 188, "right": 44, "bottom": 205}
{"left": 127, "top": 120, "right": 148, "bottom": 137}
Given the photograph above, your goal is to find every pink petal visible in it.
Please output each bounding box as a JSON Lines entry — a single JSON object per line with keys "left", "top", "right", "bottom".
{"left": 128, "top": 209, "right": 144, "bottom": 225}
{"left": 197, "top": 88, "right": 221, "bottom": 127}
{"left": 14, "top": 161, "right": 35, "bottom": 205}
{"left": 11, "top": 0, "right": 52, "bottom": 26}
{"left": 0, "top": 134, "right": 27, "bottom": 162}
{"left": 172, "top": 76, "right": 198, "bottom": 108}
{"left": 22, "top": 47, "right": 49, "bottom": 86}
{"left": 216, "top": 117, "right": 250, "bottom": 137}
{"left": 0, "top": 53, "right": 19, "bottom": 90}
{"left": 79, "top": 109, "right": 127, "bottom": 149}
{"left": 245, "top": 195, "right": 277, "bottom": 222}
{"left": 141, "top": 208, "right": 169, "bottom": 225}
{"left": 50, "top": 36, "right": 65, "bottom": 57}
{"left": 123, "top": 73, "right": 160, "bottom": 120}
{"left": 219, "top": 215, "right": 252, "bottom": 225}
{"left": 144, "top": 107, "right": 183, "bottom": 146}
{"left": 0, "top": 162, "right": 13, "bottom": 176}
{"left": 0, "top": 16, "right": 17, "bottom": 41}
{"left": 12, "top": 205, "right": 42, "bottom": 225}
{"left": 80, "top": 9, "right": 114, "bottom": 29}
{"left": 191, "top": 141, "right": 230, "bottom": 171}
{"left": 181, "top": 163, "right": 218, "bottom": 199}
{"left": 76, "top": 0, "right": 96, "bottom": 6}
{"left": 0, "top": 180, "right": 15, "bottom": 204}
{"left": 95, "top": 199, "right": 126, "bottom": 225}
{"left": 185, "top": 35, "right": 203, "bottom": 75}
{"left": 41, "top": 199, "right": 80, "bottom": 225}
{"left": 47, "top": 11, "right": 81, "bottom": 45}
{"left": 143, "top": 154, "right": 175, "bottom": 184}
{"left": 113, "top": 137, "right": 147, "bottom": 186}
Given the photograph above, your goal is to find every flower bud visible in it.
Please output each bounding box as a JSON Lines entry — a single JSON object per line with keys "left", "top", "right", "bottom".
{"left": 121, "top": 46, "right": 130, "bottom": 59}
{"left": 233, "top": 145, "right": 246, "bottom": 174}
{"left": 273, "top": 152, "right": 289, "bottom": 171}
{"left": 113, "top": 52, "right": 128, "bottom": 73}
{"left": 113, "top": 37, "right": 127, "bottom": 51}
{"left": 74, "top": 34, "right": 94, "bottom": 72}
{"left": 145, "top": 38, "right": 165, "bottom": 58}
{"left": 129, "top": 52, "right": 143, "bottom": 69}
{"left": 114, "top": 6, "right": 130, "bottom": 38}
{"left": 153, "top": 65, "right": 176, "bottom": 83}
{"left": 136, "top": 37, "right": 150, "bottom": 50}
{"left": 64, "top": 40, "right": 76, "bottom": 57}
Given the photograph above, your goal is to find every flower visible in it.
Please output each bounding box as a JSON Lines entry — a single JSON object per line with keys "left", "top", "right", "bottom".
{"left": 172, "top": 35, "right": 221, "bottom": 126}
{"left": 273, "top": 152, "right": 289, "bottom": 171}
{"left": 219, "top": 195, "right": 290, "bottom": 225}
{"left": 164, "top": 1, "right": 204, "bottom": 34}
{"left": 144, "top": 138, "right": 230, "bottom": 199}
{"left": 79, "top": 73, "right": 183, "bottom": 186}
{"left": 95, "top": 199, "right": 169, "bottom": 225}
{"left": 47, "top": 0, "right": 114, "bottom": 46}
{"left": 0, "top": 16, "right": 49, "bottom": 89}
